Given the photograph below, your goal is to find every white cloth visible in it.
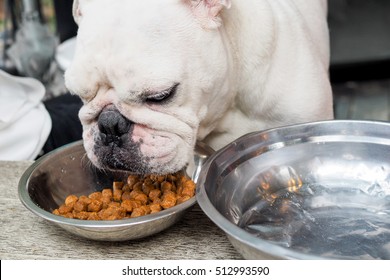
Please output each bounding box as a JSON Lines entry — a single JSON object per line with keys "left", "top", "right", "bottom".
{"left": 55, "top": 37, "right": 76, "bottom": 71}
{"left": 0, "top": 70, "right": 52, "bottom": 160}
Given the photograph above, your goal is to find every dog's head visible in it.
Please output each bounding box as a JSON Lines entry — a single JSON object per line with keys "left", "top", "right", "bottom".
{"left": 65, "top": 0, "right": 234, "bottom": 174}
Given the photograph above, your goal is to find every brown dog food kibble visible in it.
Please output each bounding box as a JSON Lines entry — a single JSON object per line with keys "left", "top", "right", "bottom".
{"left": 52, "top": 171, "right": 196, "bottom": 220}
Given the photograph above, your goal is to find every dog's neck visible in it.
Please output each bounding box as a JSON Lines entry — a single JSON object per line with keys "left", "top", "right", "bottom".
{"left": 202, "top": 0, "right": 333, "bottom": 149}
{"left": 221, "top": 1, "right": 276, "bottom": 93}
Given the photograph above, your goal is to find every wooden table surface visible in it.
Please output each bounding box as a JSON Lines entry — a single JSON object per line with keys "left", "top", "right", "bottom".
{"left": 0, "top": 161, "right": 241, "bottom": 260}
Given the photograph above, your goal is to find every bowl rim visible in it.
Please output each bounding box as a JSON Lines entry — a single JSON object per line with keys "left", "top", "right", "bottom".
{"left": 18, "top": 140, "right": 197, "bottom": 229}
{"left": 196, "top": 119, "right": 390, "bottom": 260}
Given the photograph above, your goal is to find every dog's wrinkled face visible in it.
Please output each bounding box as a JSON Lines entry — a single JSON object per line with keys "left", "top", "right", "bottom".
{"left": 65, "top": 0, "right": 234, "bottom": 174}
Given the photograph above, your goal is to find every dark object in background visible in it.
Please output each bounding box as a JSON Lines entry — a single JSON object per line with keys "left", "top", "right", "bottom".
{"left": 42, "top": 93, "right": 83, "bottom": 155}
{"left": 53, "top": 0, "right": 78, "bottom": 43}
{"left": 328, "top": 0, "right": 390, "bottom": 82}
{"left": 6, "top": 0, "right": 57, "bottom": 81}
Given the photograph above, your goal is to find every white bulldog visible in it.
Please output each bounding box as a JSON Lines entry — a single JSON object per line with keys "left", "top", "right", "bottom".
{"left": 65, "top": 0, "right": 333, "bottom": 175}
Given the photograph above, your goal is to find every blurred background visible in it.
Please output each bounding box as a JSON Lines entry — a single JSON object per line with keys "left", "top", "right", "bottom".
{"left": 0, "top": 0, "right": 389, "bottom": 120}
{"left": 328, "top": 0, "right": 390, "bottom": 121}
{"left": 0, "top": 0, "right": 76, "bottom": 98}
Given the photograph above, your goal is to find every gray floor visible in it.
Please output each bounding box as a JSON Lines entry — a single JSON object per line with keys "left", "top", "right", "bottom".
{"left": 333, "top": 79, "right": 390, "bottom": 121}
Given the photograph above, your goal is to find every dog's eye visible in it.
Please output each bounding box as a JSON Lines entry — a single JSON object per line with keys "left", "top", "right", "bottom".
{"left": 145, "top": 83, "right": 179, "bottom": 103}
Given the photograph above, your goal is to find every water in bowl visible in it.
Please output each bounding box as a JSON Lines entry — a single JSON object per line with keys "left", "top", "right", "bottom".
{"left": 238, "top": 183, "right": 390, "bottom": 259}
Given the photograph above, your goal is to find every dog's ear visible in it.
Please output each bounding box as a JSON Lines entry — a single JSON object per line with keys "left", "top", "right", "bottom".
{"left": 184, "top": 0, "right": 231, "bottom": 29}
{"left": 72, "top": 0, "right": 82, "bottom": 25}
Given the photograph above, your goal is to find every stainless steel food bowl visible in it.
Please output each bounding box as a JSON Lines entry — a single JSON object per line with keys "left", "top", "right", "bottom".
{"left": 19, "top": 141, "right": 214, "bottom": 241}
{"left": 196, "top": 120, "right": 390, "bottom": 259}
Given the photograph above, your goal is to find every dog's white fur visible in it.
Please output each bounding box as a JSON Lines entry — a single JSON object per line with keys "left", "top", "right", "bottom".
{"left": 65, "top": 0, "right": 333, "bottom": 174}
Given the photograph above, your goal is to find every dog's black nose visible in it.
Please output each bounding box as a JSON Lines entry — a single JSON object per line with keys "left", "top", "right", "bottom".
{"left": 98, "top": 108, "right": 132, "bottom": 146}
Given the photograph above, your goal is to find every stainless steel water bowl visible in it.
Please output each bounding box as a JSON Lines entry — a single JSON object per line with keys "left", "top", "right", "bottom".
{"left": 19, "top": 141, "right": 214, "bottom": 241}
{"left": 196, "top": 120, "right": 390, "bottom": 259}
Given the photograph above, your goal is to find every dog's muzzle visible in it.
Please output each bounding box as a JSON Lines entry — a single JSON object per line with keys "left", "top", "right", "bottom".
{"left": 98, "top": 107, "right": 132, "bottom": 147}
